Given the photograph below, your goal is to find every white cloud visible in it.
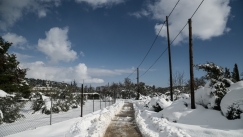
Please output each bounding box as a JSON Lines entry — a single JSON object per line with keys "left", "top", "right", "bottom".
{"left": 88, "top": 68, "right": 135, "bottom": 77}
{"left": 38, "top": 9, "right": 47, "bottom": 18}
{"left": 75, "top": 0, "right": 125, "bottom": 9}
{"left": 80, "top": 51, "right": 85, "bottom": 57}
{"left": 12, "top": 52, "right": 32, "bottom": 61}
{"left": 128, "top": 10, "right": 150, "bottom": 18}
{"left": 37, "top": 27, "right": 77, "bottom": 63}
{"left": 0, "top": 0, "right": 61, "bottom": 30}
{"left": 2, "top": 33, "right": 28, "bottom": 49}
{"left": 20, "top": 61, "right": 137, "bottom": 84}
{"left": 134, "top": 0, "right": 231, "bottom": 45}
{"left": 21, "top": 61, "right": 104, "bottom": 84}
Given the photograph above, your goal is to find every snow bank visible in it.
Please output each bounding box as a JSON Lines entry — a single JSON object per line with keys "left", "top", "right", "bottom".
{"left": 0, "top": 89, "right": 8, "bottom": 97}
{"left": 0, "top": 109, "right": 3, "bottom": 119}
{"left": 142, "top": 95, "right": 172, "bottom": 111}
{"left": 194, "top": 81, "right": 217, "bottom": 108}
{"left": 134, "top": 97, "right": 243, "bottom": 137}
{"left": 221, "top": 81, "right": 243, "bottom": 119}
{"left": 66, "top": 101, "right": 124, "bottom": 137}
{"left": 134, "top": 103, "right": 190, "bottom": 137}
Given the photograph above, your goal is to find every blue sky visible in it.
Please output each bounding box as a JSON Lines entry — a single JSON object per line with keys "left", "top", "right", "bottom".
{"left": 0, "top": 0, "right": 242, "bottom": 87}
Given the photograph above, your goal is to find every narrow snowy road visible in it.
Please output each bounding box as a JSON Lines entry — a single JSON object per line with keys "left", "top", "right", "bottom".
{"left": 104, "top": 102, "right": 142, "bottom": 137}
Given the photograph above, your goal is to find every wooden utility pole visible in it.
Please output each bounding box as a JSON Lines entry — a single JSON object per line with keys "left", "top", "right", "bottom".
{"left": 166, "top": 16, "right": 173, "bottom": 101}
{"left": 81, "top": 84, "right": 84, "bottom": 117}
{"left": 137, "top": 68, "right": 139, "bottom": 100}
{"left": 188, "top": 19, "right": 195, "bottom": 109}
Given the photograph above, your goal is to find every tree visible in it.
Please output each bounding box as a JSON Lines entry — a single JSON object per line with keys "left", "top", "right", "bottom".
{"left": 123, "top": 78, "right": 135, "bottom": 98}
{"left": 186, "top": 76, "right": 206, "bottom": 92}
{"left": 224, "top": 67, "right": 231, "bottom": 79}
{"left": 0, "top": 36, "right": 30, "bottom": 98}
{"left": 196, "top": 62, "right": 228, "bottom": 110}
{"left": 170, "top": 71, "right": 186, "bottom": 93}
{"left": 241, "top": 70, "right": 243, "bottom": 80}
{"left": 232, "top": 64, "right": 240, "bottom": 82}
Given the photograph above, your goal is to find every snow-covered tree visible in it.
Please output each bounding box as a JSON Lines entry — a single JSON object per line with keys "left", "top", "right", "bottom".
{"left": 0, "top": 36, "right": 30, "bottom": 98}
{"left": 0, "top": 94, "right": 25, "bottom": 123}
{"left": 196, "top": 62, "right": 230, "bottom": 110}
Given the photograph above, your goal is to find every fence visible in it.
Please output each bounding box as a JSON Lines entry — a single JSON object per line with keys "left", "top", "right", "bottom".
{"left": 0, "top": 96, "right": 115, "bottom": 137}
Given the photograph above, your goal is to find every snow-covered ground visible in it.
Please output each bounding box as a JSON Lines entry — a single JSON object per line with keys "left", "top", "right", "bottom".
{"left": 0, "top": 99, "right": 116, "bottom": 137}
{"left": 2, "top": 81, "right": 243, "bottom": 137}
{"left": 134, "top": 99, "right": 243, "bottom": 137}
{"left": 6, "top": 100, "right": 124, "bottom": 137}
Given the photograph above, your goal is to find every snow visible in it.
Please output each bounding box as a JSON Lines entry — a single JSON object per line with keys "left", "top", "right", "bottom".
{"left": 0, "top": 110, "right": 3, "bottom": 119}
{"left": 6, "top": 100, "right": 124, "bottom": 137}
{"left": 0, "top": 89, "right": 9, "bottom": 97}
{"left": 134, "top": 98, "right": 243, "bottom": 137}
{"left": 194, "top": 81, "right": 217, "bottom": 108}
{"left": 220, "top": 81, "right": 243, "bottom": 118}
{"left": 3, "top": 81, "right": 243, "bottom": 137}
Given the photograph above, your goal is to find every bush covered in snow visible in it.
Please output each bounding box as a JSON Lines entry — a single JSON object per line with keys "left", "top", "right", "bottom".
{"left": 220, "top": 81, "right": 243, "bottom": 120}
{"left": 195, "top": 62, "right": 233, "bottom": 110}
{"left": 0, "top": 94, "right": 25, "bottom": 123}
{"left": 141, "top": 95, "right": 172, "bottom": 112}
{"left": 31, "top": 92, "right": 45, "bottom": 113}
{"left": 31, "top": 91, "right": 84, "bottom": 115}
{"left": 0, "top": 110, "right": 3, "bottom": 124}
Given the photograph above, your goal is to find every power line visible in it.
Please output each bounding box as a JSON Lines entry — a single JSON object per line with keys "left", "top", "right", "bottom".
{"left": 127, "top": 0, "right": 181, "bottom": 79}
{"left": 139, "top": 47, "right": 168, "bottom": 78}
{"left": 126, "top": 68, "right": 136, "bottom": 78}
{"left": 138, "top": 21, "right": 166, "bottom": 68}
{"left": 126, "top": 21, "right": 166, "bottom": 79}
{"left": 191, "top": 0, "right": 205, "bottom": 18}
{"left": 170, "top": 0, "right": 205, "bottom": 45}
{"left": 127, "top": 0, "right": 204, "bottom": 80}
{"left": 170, "top": 22, "right": 188, "bottom": 45}
{"left": 168, "top": 0, "right": 180, "bottom": 18}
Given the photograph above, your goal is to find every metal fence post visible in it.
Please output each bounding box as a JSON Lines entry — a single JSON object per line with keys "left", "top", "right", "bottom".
{"left": 81, "top": 84, "right": 83, "bottom": 117}
{"left": 50, "top": 96, "right": 52, "bottom": 125}
{"left": 93, "top": 93, "right": 94, "bottom": 112}
{"left": 100, "top": 89, "right": 101, "bottom": 109}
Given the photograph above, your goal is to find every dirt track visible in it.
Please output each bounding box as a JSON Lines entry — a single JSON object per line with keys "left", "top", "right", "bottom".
{"left": 104, "top": 102, "right": 142, "bottom": 137}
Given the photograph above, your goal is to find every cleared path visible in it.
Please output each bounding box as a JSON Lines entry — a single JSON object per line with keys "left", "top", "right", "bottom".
{"left": 104, "top": 102, "right": 142, "bottom": 137}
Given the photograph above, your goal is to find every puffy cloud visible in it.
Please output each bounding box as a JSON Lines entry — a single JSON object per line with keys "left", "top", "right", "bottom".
{"left": 37, "top": 27, "right": 77, "bottom": 63}
{"left": 2, "top": 33, "right": 28, "bottom": 49}
{"left": 75, "top": 0, "right": 125, "bottom": 9}
{"left": 21, "top": 62, "right": 104, "bottom": 84}
{"left": 133, "top": 0, "right": 231, "bottom": 45}
{"left": 0, "top": 0, "right": 61, "bottom": 30}
{"left": 20, "top": 61, "right": 136, "bottom": 84}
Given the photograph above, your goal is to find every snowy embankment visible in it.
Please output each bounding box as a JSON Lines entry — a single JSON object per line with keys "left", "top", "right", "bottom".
{"left": 66, "top": 101, "right": 124, "bottom": 137}
{"left": 133, "top": 81, "right": 243, "bottom": 137}
{"left": 8, "top": 100, "right": 124, "bottom": 137}
{"left": 134, "top": 99, "right": 243, "bottom": 137}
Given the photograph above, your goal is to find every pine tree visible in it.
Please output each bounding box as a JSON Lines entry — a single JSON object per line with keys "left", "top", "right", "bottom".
{"left": 224, "top": 67, "right": 231, "bottom": 79}
{"left": 0, "top": 36, "right": 30, "bottom": 97}
{"left": 196, "top": 62, "right": 228, "bottom": 110}
{"left": 232, "top": 64, "right": 240, "bottom": 82}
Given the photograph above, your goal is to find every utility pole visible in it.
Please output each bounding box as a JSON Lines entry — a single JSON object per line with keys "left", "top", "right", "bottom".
{"left": 188, "top": 18, "right": 195, "bottom": 109}
{"left": 166, "top": 16, "right": 173, "bottom": 101}
{"left": 137, "top": 68, "right": 139, "bottom": 100}
{"left": 81, "top": 84, "right": 84, "bottom": 117}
